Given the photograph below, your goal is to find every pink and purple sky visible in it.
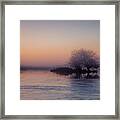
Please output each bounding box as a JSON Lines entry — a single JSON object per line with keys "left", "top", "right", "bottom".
{"left": 20, "top": 20, "right": 100, "bottom": 67}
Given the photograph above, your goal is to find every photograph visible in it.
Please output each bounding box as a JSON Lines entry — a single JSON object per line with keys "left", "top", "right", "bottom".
{"left": 20, "top": 20, "right": 100, "bottom": 100}
{"left": 2, "top": 1, "right": 118, "bottom": 118}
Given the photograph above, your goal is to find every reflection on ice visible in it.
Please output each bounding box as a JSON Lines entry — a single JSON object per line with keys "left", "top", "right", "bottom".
{"left": 20, "top": 70, "right": 100, "bottom": 100}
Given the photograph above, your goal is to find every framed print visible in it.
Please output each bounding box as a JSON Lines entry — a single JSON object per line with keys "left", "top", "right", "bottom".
{"left": 0, "top": 0, "right": 119, "bottom": 119}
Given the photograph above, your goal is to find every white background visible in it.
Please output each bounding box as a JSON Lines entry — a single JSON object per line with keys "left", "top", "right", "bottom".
{"left": 5, "top": 5, "right": 115, "bottom": 115}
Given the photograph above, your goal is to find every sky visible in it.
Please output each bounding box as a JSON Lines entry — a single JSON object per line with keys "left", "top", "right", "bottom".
{"left": 20, "top": 20, "right": 100, "bottom": 67}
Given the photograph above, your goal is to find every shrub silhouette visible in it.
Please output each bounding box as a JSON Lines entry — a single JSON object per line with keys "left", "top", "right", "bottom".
{"left": 69, "top": 49, "right": 99, "bottom": 71}
{"left": 50, "top": 49, "right": 100, "bottom": 79}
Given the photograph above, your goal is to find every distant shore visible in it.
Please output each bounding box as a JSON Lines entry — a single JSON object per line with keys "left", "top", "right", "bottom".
{"left": 20, "top": 66, "right": 51, "bottom": 71}
{"left": 20, "top": 66, "right": 99, "bottom": 79}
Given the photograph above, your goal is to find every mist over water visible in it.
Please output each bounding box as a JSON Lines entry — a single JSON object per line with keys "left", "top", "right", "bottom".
{"left": 20, "top": 70, "right": 100, "bottom": 100}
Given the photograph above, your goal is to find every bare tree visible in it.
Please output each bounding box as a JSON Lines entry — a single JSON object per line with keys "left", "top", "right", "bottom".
{"left": 69, "top": 49, "right": 99, "bottom": 70}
